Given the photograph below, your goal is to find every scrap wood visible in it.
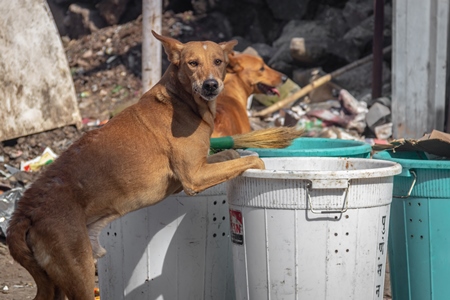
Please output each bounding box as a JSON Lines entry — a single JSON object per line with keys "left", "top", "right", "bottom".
{"left": 253, "top": 46, "right": 392, "bottom": 118}
{"left": 372, "top": 129, "right": 450, "bottom": 158}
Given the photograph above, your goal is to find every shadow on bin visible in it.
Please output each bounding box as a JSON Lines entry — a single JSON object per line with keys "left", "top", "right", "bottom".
{"left": 97, "top": 184, "right": 235, "bottom": 300}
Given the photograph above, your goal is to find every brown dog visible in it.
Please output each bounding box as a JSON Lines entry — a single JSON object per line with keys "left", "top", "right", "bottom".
{"left": 212, "top": 52, "right": 287, "bottom": 137}
{"left": 6, "top": 32, "right": 265, "bottom": 300}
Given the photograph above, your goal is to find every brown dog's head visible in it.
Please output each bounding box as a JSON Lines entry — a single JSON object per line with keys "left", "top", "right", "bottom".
{"left": 152, "top": 31, "right": 238, "bottom": 101}
{"left": 227, "top": 53, "right": 287, "bottom": 97}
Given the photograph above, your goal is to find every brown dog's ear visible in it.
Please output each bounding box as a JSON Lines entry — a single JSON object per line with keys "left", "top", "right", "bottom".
{"left": 226, "top": 52, "right": 243, "bottom": 73}
{"left": 152, "top": 30, "right": 184, "bottom": 66}
{"left": 219, "top": 40, "right": 238, "bottom": 63}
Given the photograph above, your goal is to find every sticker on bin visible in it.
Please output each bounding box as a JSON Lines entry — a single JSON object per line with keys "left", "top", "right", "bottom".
{"left": 229, "top": 209, "right": 244, "bottom": 245}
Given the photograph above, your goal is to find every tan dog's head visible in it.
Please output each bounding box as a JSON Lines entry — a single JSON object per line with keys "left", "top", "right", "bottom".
{"left": 152, "top": 31, "right": 238, "bottom": 101}
{"left": 227, "top": 53, "right": 287, "bottom": 97}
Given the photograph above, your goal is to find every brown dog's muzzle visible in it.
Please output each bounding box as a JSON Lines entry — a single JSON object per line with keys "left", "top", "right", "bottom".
{"left": 201, "top": 79, "right": 221, "bottom": 101}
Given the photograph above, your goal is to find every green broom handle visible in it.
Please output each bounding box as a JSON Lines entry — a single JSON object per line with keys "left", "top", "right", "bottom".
{"left": 210, "top": 136, "right": 234, "bottom": 149}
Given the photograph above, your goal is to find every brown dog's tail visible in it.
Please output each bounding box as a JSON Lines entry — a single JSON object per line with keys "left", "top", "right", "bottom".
{"left": 6, "top": 211, "right": 36, "bottom": 270}
{"left": 210, "top": 126, "right": 305, "bottom": 150}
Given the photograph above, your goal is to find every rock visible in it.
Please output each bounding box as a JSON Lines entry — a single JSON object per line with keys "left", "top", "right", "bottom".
{"left": 333, "top": 61, "right": 391, "bottom": 100}
{"left": 221, "top": 1, "right": 281, "bottom": 44}
{"left": 46, "top": 0, "right": 69, "bottom": 36}
{"left": 290, "top": 37, "right": 330, "bottom": 65}
{"left": 0, "top": 0, "right": 81, "bottom": 141}
{"left": 265, "top": 0, "right": 311, "bottom": 20}
{"left": 249, "top": 43, "right": 276, "bottom": 62}
{"left": 342, "top": 16, "right": 374, "bottom": 49}
{"left": 342, "top": 0, "right": 374, "bottom": 29}
{"left": 366, "top": 102, "right": 391, "bottom": 131}
{"left": 315, "top": 5, "right": 349, "bottom": 36}
{"left": 342, "top": 2, "right": 393, "bottom": 58}
{"left": 194, "top": 12, "right": 233, "bottom": 42}
{"left": 272, "top": 20, "right": 331, "bottom": 49}
{"left": 65, "top": 3, "right": 107, "bottom": 39}
{"left": 269, "top": 43, "right": 296, "bottom": 77}
{"left": 231, "top": 36, "right": 253, "bottom": 52}
{"left": 269, "top": 20, "right": 333, "bottom": 75}
{"left": 97, "top": 0, "right": 132, "bottom": 25}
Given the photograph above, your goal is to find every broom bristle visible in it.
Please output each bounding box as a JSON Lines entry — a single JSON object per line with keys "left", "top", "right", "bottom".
{"left": 232, "top": 127, "right": 305, "bottom": 149}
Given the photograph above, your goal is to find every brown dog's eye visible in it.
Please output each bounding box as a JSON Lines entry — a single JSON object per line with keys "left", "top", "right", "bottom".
{"left": 260, "top": 66, "right": 265, "bottom": 71}
{"left": 214, "top": 59, "right": 222, "bottom": 66}
{"left": 189, "top": 61, "right": 198, "bottom": 67}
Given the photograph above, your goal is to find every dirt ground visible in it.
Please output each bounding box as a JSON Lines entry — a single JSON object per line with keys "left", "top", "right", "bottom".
{"left": 0, "top": 12, "right": 392, "bottom": 299}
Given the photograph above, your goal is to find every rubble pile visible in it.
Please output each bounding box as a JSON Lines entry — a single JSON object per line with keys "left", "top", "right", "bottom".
{"left": 1, "top": 0, "right": 394, "bottom": 186}
{"left": 48, "top": 0, "right": 393, "bottom": 140}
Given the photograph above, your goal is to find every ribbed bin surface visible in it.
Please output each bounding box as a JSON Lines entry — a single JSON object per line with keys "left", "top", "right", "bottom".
{"left": 228, "top": 157, "right": 401, "bottom": 300}
{"left": 97, "top": 183, "right": 235, "bottom": 300}
{"left": 373, "top": 150, "right": 450, "bottom": 300}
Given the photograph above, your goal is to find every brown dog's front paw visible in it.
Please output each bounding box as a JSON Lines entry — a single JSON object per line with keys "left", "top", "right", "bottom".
{"left": 207, "top": 149, "right": 240, "bottom": 163}
{"left": 246, "top": 156, "right": 265, "bottom": 170}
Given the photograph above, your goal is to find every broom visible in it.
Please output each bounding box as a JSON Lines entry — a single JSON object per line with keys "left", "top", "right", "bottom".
{"left": 210, "top": 127, "right": 304, "bottom": 150}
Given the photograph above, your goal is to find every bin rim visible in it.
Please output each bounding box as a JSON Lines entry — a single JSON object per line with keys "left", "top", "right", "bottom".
{"left": 246, "top": 137, "right": 372, "bottom": 157}
{"left": 373, "top": 150, "right": 450, "bottom": 170}
{"left": 242, "top": 157, "right": 402, "bottom": 180}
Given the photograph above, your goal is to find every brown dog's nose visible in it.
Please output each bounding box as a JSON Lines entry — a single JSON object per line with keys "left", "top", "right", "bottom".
{"left": 202, "top": 79, "right": 219, "bottom": 92}
{"left": 281, "top": 74, "right": 288, "bottom": 83}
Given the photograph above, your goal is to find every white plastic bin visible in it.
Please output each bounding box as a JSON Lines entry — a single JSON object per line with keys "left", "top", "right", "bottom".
{"left": 97, "top": 184, "right": 235, "bottom": 300}
{"left": 227, "top": 157, "right": 401, "bottom": 300}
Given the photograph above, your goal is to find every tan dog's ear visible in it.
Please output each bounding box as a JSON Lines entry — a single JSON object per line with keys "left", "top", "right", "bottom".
{"left": 152, "top": 30, "right": 184, "bottom": 66}
{"left": 226, "top": 52, "right": 243, "bottom": 73}
{"left": 219, "top": 40, "right": 238, "bottom": 64}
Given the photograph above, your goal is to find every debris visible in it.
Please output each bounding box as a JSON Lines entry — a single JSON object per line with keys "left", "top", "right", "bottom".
{"left": 4, "top": 164, "right": 20, "bottom": 176}
{"left": 95, "top": 287, "right": 100, "bottom": 299}
{"left": 253, "top": 46, "right": 392, "bottom": 118}
{"left": 366, "top": 101, "right": 391, "bottom": 132}
{"left": 374, "top": 122, "right": 392, "bottom": 140}
{"left": 8, "top": 150, "right": 23, "bottom": 159}
{"left": 0, "top": 187, "right": 24, "bottom": 237}
{"left": 373, "top": 129, "right": 450, "bottom": 159}
{"left": 20, "top": 147, "right": 58, "bottom": 172}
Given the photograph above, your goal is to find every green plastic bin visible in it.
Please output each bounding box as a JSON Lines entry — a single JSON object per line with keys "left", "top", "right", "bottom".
{"left": 373, "top": 150, "right": 450, "bottom": 300}
{"left": 247, "top": 137, "right": 372, "bottom": 158}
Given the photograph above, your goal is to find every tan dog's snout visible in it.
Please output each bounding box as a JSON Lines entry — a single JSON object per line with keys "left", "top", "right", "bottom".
{"left": 192, "top": 77, "right": 224, "bottom": 101}
{"left": 201, "top": 78, "right": 220, "bottom": 100}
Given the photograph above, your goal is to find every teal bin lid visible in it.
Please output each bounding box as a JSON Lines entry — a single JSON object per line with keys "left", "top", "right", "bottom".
{"left": 373, "top": 150, "right": 450, "bottom": 198}
{"left": 373, "top": 150, "right": 450, "bottom": 170}
{"left": 247, "top": 137, "right": 372, "bottom": 158}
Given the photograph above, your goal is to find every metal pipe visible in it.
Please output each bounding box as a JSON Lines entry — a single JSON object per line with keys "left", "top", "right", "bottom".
{"left": 142, "top": 0, "right": 162, "bottom": 94}
{"left": 372, "top": 0, "right": 385, "bottom": 100}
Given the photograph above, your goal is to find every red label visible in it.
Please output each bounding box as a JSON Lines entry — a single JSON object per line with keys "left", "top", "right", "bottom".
{"left": 229, "top": 209, "right": 244, "bottom": 245}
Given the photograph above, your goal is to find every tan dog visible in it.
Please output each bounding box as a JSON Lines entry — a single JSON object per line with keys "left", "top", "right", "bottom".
{"left": 212, "top": 53, "right": 287, "bottom": 137}
{"left": 6, "top": 32, "right": 265, "bottom": 300}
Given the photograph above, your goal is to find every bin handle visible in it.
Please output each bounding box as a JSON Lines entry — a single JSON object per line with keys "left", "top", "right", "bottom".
{"left": 393, "top": 170, "right": 417, "bottom": 199}
{"left": 306, "top": 180, "right": 350, "bottom": 214}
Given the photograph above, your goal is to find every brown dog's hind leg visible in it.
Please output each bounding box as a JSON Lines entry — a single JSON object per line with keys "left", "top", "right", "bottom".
{"left": 28, "top": 224, "right": 96, "bottom": 300}
{"left": 28, "top": 267, "right": 59, "bottom": 300}
{"left": 46, "top": 236, "right": 96, "bottom": 300}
